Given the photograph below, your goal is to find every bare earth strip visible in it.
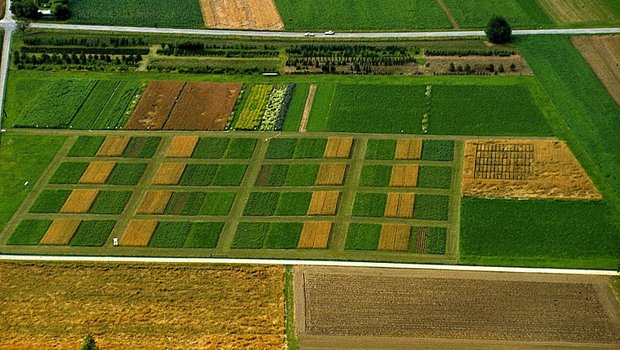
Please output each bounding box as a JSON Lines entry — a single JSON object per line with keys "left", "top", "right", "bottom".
{"left": 125, "top": 81, "right": 185, "bottom": 130}
{"left": 538, "top": 0, "right": 618, "bottom": 24}
{"left": 39, "top": 219, "right": 81, "bottom": 245}
{"left": 462, "top": 139, "right": 601, "bottom": 199}
{"left": 299, "top": 84, "right": 316, "bottom": 133}
{"left": 437, "top": 0, "right": 459, "bottom": 29}
{"left": 199, "top": 0, "right": 284, "bottom": 30}
{"left": 0, "top": 263, "right": 284, "bottom": 349}
{"left": 294, "top": 266, "right": 620, "bottom": 349}
{"left": 572, "top": 35, "right": 620, "bottom": 106}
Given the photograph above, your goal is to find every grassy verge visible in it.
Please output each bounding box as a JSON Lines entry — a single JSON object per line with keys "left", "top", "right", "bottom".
{"left": 284, "top": 266, "right": 299, "bottom": 350}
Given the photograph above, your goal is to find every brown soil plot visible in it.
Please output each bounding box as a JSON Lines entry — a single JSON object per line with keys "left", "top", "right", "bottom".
{"left": 390, "top": 164, "right": 419, "bottom": 187}
{"left": 298, "top": 221, "right": 332, "bottom": 249}
{"left": 414, "top": 227, "right": 428, "bottom": 253}
{"left": 573, "top": 35, "right": 620, "bottom": 106}
{"left": 316, "top": 163, "right": 347, "bottom": 185}
{"left": 308, "top": 191, "right": 340, "bottom": 216}
{"left": 96, "top": 136, "right": 130, "bottom": 157}
{"left": 378, "top": 224, "right": 411, "bottom": 251}
{"left": 125, "top": 81, "right": 185, "bottom": 130}
{"left": 199, "top": 0, "right": 284, "bottom": 30}
{"left": 137, "top": 191, "right": 172, "bottom": 214}
{"left": 384, "top": 192, "right": 415, "bottom": 218}
{"left": 395, "top": 139, "right": 422, "bottom": 160}
{"left": 0, "top": 263, "right": 285, "bottom": 349}
{"left": 299, "top": 84, "right": 317, "bottom": 133}
{"left": 324, "top": 137, "right": 353, "bottom": 158}
{"left": 165, "top": 135, "right": 199, "bottom": 158}
{"left": 152, "top": 163, "right": 186, "bottom": 185}
{"left": 119, "top": 220, "right": 158, "bottom": 246}
{"left": 294, "top": 267, "right": 620, "bottom": 349}
{"left": 164, "top": 82, "right": 242, "bottom": 130}
{"left": 60, "top": 189, "right": 99, "bottom": 213}
{"left": 39, "top": 219, "right": 81, "bottom": 245}
{"left": 79, "top": 161, "right": 116, "bottom": 184}
{"left": 463, "top": 139, "right": 602, "bottom": 199}
{"left": 538, "top": 0, "right": 618, "bottom": 24}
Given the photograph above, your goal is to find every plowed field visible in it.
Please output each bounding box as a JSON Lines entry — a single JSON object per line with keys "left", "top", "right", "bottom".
{"left": 0, "top": 263, "right": 285, "bottom": 349}
{"left": 294, "top": 267, "right": 620, "bottom": 349}
{"left": 573, "top": 35, "right": 620, "bottom": 106}
{"left": 125, "top": 81, "right": 185, "bottom": 130}
{"left": 199, "top": 0, "right": 284, "bottom": 30}
{"left": 164, "top": 82, "right": 242, "bottom": 130}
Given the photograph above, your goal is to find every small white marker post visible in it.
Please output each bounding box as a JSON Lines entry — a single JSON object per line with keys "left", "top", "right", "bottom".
{"left": 113, "top": 238, "right": 119, "bottom": 247}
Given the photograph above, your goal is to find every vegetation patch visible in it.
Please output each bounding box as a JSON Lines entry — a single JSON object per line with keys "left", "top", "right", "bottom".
{"left": 425, "top": 227, "right": 447, "bottom": 254}
{"left": 180, "top": 164, "right": 218, "bottom": 186}
{"left": 352, "top": 192, "right": 387, "bottom": 217}
{"left": 444, "top": 0, "right": 552, "bottom": 28}
{"left": 70, "top": 221, "right": 116, "bottom": 246}
{"left": 192, "top": 137, "right": 230, "bottom": 159}
{"left": 150, "top": 221, "right": 192, "bottom": 248}
{"left": 421, "top": 140, "right": 454, "bottom": 161}
{"left": 413, "top": 195, "right": 450, "bottom": 221}
{"left": 122, "top": 137, "right": 161, "bottom": 158}
{"left": 365, "top": 139, "right": 396, "bottom": 160}
{"left": 68, "top": 136, "right": 104, "bottom": 157}
{"left": 275, "top": 192, "right": 312, "bottom": 216}
{"left": 184, "top": 222, "right": 224, "bottom": 248}
{"left": 266, "top": 138, "right": 297, "bottom": 159}
{"left": 212, "top": 164, "right": 247, "bottom": 186}
{"left": 285, "top": 164, "right": 319, "bottom": 186}
{"left": 165, "top": 192, "right": 207, "bottom": 216}
{"left": 255, "top": 164, "right": 289, "bottom": 187}
{"left": 232, "top": 222, "right": 270, "bottom": 248}
{"left": 359, "top": 165, "right": 392, "bottom": 187}
{"left": 294, "top": 138, "right": 327, "bottom": 159}
{"left": 49, "top": 162, "right": 88, "bottom": 184}
{"left": 263, "top": 222, "right": 303, "bottom": 249}
{"left": 199, "top": 192, "right": 236, "bottom": 216}
{"left": 345, "top": 223, "right": 381, "bottom": 250}
{"left": 7, "top": 220, "right": 52, "bottom": 245}
{"left": 244, "top": 192, "right": 280, "bottom": 216}
{"left": 106, "top": 163, "right": 147, "bottom": 185}
{"left": 29, "top": 190, "right": 70, "bottom": 213}
{"left": 224, "top": 138, "right": 256, "bottom": 159}
{"left": 417, "top": 167, "right": 452, "bottom": 189}
{"left": 89, "top": 191, "right": 132, "bottom": 214}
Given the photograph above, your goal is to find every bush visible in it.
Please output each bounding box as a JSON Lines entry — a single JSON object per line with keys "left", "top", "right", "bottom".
{"left": 485, "top": 16, "right": 512, "bottom": 44}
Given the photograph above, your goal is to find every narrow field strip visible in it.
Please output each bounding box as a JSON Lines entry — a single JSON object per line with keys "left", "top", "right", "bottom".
{"left": 298, "top": 84, "right": 316, "bottom": 133}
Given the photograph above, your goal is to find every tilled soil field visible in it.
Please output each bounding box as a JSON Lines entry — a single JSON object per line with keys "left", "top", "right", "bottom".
{"left": 125, "top": 81, "right": 185, "bottom": 130}
{"left": 294, "top": 267, "right": 620, "bottom": 349}
{"left": 0, "top": 263, "right": 285, "bottom": 349}
{"left": 573, "top": 35, "right": 620, "bottom": 106}
{"left": 199, "top": 0, "right": 284, "bottom": 30}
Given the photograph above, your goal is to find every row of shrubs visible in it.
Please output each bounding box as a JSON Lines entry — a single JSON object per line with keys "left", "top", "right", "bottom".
{"left": 23, "top": 37, "right": 148, "bottom": 48}
{"left": 425, "top": 48, "right": 516, "bottom": 57}
{"left": 286, "top": 44, "right": 416, "bottom": 58}
{"left": 21, "top": 46, "right": 149, "bottom": 55}
{"left": 286, "top": 56, "right": 414, "bottom": 67}
{"left": 14, "top": 51, "right": 141, "bottom": 67}
{"left": 158, "top": 42, "right": 279, "bottom": 57}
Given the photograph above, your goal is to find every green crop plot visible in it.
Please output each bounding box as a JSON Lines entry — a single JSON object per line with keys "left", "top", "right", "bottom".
{"left": 234, "top": 84, "right": 272, "bottom": 130}
{"left": 345, "top": 223, "right": 381, "bottom": 250}
{"left": 282, "top": 84, "right": 309, "bottom": 132}
{"left": 285, "top": 164, "right": 319, "bottom": 186}
{"left": 70, "top": 81, "right": 120, "bottom": 129}
{"left": 359, "top": 165, "right": 392, "bottom": 187}
{"left": 256, "top": 165, "right": 289, "bottom": 187}
{"left": 72, "top": 80, "right": 142, "bottom": 130}
{"left": 224, "top": 138, "right": 256, "bottom": 159}
{"left": 199, "top": 192, "right": 236, "bottom": 216}
{"left": 122, "top": 137, "right": 160, "bottom": 158}
{"left": 275, "top": 192, "right": 312, "bottom": 216}
{"left": 70, "top": 221, "right": 115, "bottom": 246}
{"left": 365, "top": 139, "right": 396, "bottom": 160}
{"left": 165, "top": 192, "right": 207, "bottom": 216}
{"left": 29, "top": 190, "right": 70, "bottom": 213}
{"left": 444, "top": 0, "right": 553, "bottom": 28}
{"left": 67, "top": 0, "right": 204, "bottom": 28}
{"left": 244, "top": 192, "right": 279, "bottom": 216}
{"left": 352, "top": 192, "right": 387, "bottom": 217}
{"left": 413, "top": 195, "right": 450, "bottom": 221}
{"left": 232, "top": 222, "right": 270, "bottom": 249}
{"left": 421, "top": 140, "right": 454, "bottom": 161}
{"left": 418, "top": 167, "right": 452, "bottom": 189}
{"left": 461, "top": 198, "right": 620, "bottom": 269}
{"left": 150, "top": 221, "right": 192, "bottom": 248}
{"left": 68, "top": 136, "right": 104, "bottom": 157}
{"left": 212, "top": 164, "right": 247, "bottom": 186}
{"left": 263, "top": 222, "right": 303, "bottom": 249}
{"left": 89, "top": 191, "right": 132, "bottom": 214}
{"left": 424, "top": 227, "right": 447, "bottom": 254}
{"left": 294, "top": 138, "right": 327, "bottom": 159}
{"left": 7, "top": 220, "right": 51, "bottom": 245}
{"left": 106, "top": 163, "right": 146, "bottom": 185}
{"left": 49, "top": 162, "right": 88, "bottom": 184}
{"left": 180, "top": 164, "right": 218, "bottom": 186}
{"left": 192, "top": 138, "right": 230, "bottom": 159}
{"left": 274, "top": 0, "right": 452, "bottom": 31}
{"left": 184, "top": 222, "right": 224, "bottom": 248}
{"left": 266, "top": 138, "right": 297, "bottom": 159}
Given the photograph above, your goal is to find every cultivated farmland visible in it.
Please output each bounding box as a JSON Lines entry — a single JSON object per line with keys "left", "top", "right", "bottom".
{"left": 537, "top": 0, "right": 620, "bottom": 25}
{"left": 125, "top": 81, "right": 185, "bottom": 130}
{"left": 200, "top": 0, "right": 284, "bottom": 30}
{"left": 572, "top": 35, "right": 620, "bottom": 105}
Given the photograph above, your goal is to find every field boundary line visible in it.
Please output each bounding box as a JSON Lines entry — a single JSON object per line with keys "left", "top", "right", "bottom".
{"left": 0, "top": 254, "right": 616, "bottom": 276}
{"left": 437, "top": 0, "right": 459, "bottom": 29}
{"left": 298, "top": 84, "right": 316, "bottom": 133}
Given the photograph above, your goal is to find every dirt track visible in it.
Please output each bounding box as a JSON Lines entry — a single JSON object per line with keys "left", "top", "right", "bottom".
{"left": 294, "top": 266, "right": 620, "bottom": 349}
{"left": 199, "top": 0, "right": 284, "bottom": 30}
{"left": 573, "top": 35, "right": 620, "bottom": 106}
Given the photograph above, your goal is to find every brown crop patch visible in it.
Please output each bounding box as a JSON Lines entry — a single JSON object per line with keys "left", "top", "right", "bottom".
{"left": 463, "top": 139, "right": 601, "bottom": 199}
{"left": 308, "top": 191, "right": 340, "bottom": 216}
{"left": 324, "top": 137, "right": 353, "bottom": 158}
{"left": 125, "top": 81, "right": 185, "bottom": 130}
{"left": 199, "top": 0, "right": 284, "bottom": 30}
{"left": 137, "top": 191, "right": 172, "bottom": 214}
{"left": 152, "top": 163, "right": 186, "bottom": 185}
{"left": 164, "top": 82, "right": 242, "bottom": 130}
{"left": 165, "top": 135, "right": 199, "bottom": 158}
{"left": 299, "top": 84, "right": 316, "bottom": 133}
{"left": 298, "top": 221, "right": 332, "bottom": 249}
{"left": 414, "top": 227, "right": 428, "bottom": 254}
{"left": 96, "top": 136, "right": 130, "bottom": 157}
{"left": 538, "top": 0, "right": 619, "bottom": 24}
{"left": 294, "top": 267, "right": 620, "bottom": 348}
{"left": 79, "top": 161, "right": 116, "bottom": 184}
{"left": 378, "top": 224, "right": 411, "bottom": 251}
{"left": 39, "top": 219, "right": 81, "bottom": 245}
{"left": 390, "top": 164, "right": 419, "bottom": 187}
{"left": 120, "top": 220, "right": 158, "bottom": 246}
{"left": 384, "top": 192, "right": 415, "bottom": 218}
{"left": 0, "top": 263, "right": 285, "bottom": 349}
{"left": 60, "top": 189, "right": 99, "bottom": 213}
{"left": 395, "top": 139, "right": 422, "bottom": 160}
{"left": 316, "top": 163, "right": 347, "bottom": 185}
{"left": 573, "top": 35, "right": 620, "bottom": 106}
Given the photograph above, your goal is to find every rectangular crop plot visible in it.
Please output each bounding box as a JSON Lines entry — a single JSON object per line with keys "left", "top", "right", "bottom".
{"left": 266, "top": 138, "right": 297, "bottom": 159}
{"left": 390, "top": 165, "right": 419, "bottom": 187}
{"left": 120, "top": 220, "right": 158, "bottom": 246}
{"left": 122, "top": 137, "right": 161, "bottom": 158}
{"left": 308, "top": 191, "right": 340, "bottom": 216}
{"left": 275, "top": 192, "right": 312, "bottom": 216}
{"left": 444, "top": 0, "right": 553, "bottom": 28}
{"left": 384, "top": 192, "right": 415, "bottom": 218}
{"left": 345, "top": 223, "right": 381, "bottom": 250}
{"left": 378, "top": 224, "right": 411, "bottom": 251}
{"left": 49, "top": 162, "right": 88, "bottom": 184}
{"left": 184, "top": 222, "right": 224, "bottom": 248}
{"left": 212, "top": 164, "right": 247, "bottom": 186}
{"left": 39, "top": 219, "right": 81, "bottom": 245}
{"left": 413, "top": 195, "right": 450, "bottom": 221}
{"left": 152, "top": 163, "right": 186, "bottom": 185}
{"left": 224, "top": 138, "right": 256, "bottom": 159}
{"left": 68, "top": 136, "right": 105, "bottom": 157}
{"left": 263, "top": 223, "right": 304, "bottom": 249}
{"left": 395, "top": 139, "right": 422, "bottom": 160}
{"left": 29, "top": 190, "right": 71, "bottom": 213}
{"left": 150, "top": 221, "right": 192, "bottom": 248}
{"left": 164, "top": 82, "right": 242, "bottom": 130}
{"left": 234, "top": 84, "right": 273, "bottom": 130}
{"left": 232, "top": 222, "right": 270, "bottom": 249}
{"left": 255, "top": 164, "right": 288, "bottom": 187}
{"left": 106, "top": 163, "right": 147, "bottom": 185}
{"left": 164, "top": 192, "right": 207, "bottom": 216}
{"left": 199, "top": 192, "right": 236, "bottom": 216}
{"left": 125, "top": 81, "right": 185, "bottom": 130}
{"left": 137, "top": 191, "right": 172, "bottom": 214}
{"left": 421, "top": 140, "right": 454, "bottom": 161}
{"left": 179, "top": 164, "right": 218, "bottom": 186}
{"left": 70, "top": 221, "right": 116, "bottom": 247}
{"left": 352, "top": 192, "right": 387, "bottom": 218}
{"left": 316, "top": 163, "right": 347, "bottom": 185}
{"left": 88, "top": 191, "right": 132, "bottom": 215}
{"left": 359, "top": 165, "right": 391, "bottom": 187}
{"left": 60, "top": 189, "right": 99, "bottom": 213}
{"left": 165, "top": 136, "right": 199, "bottom": 158}
{"left": 285, "top": 164, "right": 319, "bottom": 186}
{"left": 324, "top": 137, "right": 353, "bottom": 158}
{"left": 418, "top": 166, "right": 452, "bottom": 189}
{"left": 7, "top": 220, "right": 52, "bottom": 245}
{"left": 192, "top": 137, "right": 230, "bottom": 159}
{"left": 97, "top": 135, "right": 131, "bottom": 157}
{"left": 244, "top": 192, "right": 279, "bottom": 216}
{"left": 79, "top": 161, "right": 116, "bottom": 184}
{"left": 298, "top": 221, "right": 332, "bottom": 249}
{"left": 294, "top": 138, "right": 327, "bottom": 159}
{"left": 474, "top": 143, "right": 534, "bottom": 180}
{"left": 365, "top": 139, "right": 396, "bottom": 160}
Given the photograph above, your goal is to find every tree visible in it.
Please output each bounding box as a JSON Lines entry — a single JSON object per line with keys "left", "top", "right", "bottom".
{"left": 81, "top": 333, "right": 100, "bottom": 350}
{"left": 485, "top": 16, "right": 512, "bottom": 44}
{"left": 10, "top": 0, "right": 41, "bottom": 20}
{"left": 52, "top": 3, "right": 71, "bottom": 20}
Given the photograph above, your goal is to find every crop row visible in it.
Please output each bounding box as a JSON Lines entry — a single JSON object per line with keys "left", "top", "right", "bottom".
{"left": 259, "top": 84, "right": 294, "bottom": 131}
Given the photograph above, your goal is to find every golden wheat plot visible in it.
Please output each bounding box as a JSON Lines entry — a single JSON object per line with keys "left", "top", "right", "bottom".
{"left": 79, "top": 161, "right": 116, "bottom": 184}
{"left": 199, "top": 0, "right": 284, "bottom": 30}
{"left": 60, "top": 189, "right": 99, "bottom": 213}
{"left": 165, "top": 136, "right": 199, "bottom": 158}
{"left": 316, "top": 163, "right": 347, "bottom": 185}
{"left": 395, "top": 139, "right": 422, "bottom": 159}
{"left": 324, "top": 137, "right": 353, "bottom": 158}
{"left": 298, "top": 221, "right": 332, "bottom": 249}
{"left": 390, "top": 164, "right": 419, "bottom": 187}
{"left": 308, "top": 191, "right": 340, "bottom": 216}
{"left": 120, "top": 220, "right": 158, "bottom": 246}
{"left": 97, "top": 136, "right": 131, "bottom": 157}
{"left": 152, "top": 163, "right": 187, "bottom": 185}
{"left": 378, "top": 224, "right": 411, "bottom": 251}
{"left": 39, "top": 219, "right": 81, "bottom": 245}
{"left": 137, "top": 191, "right": 172, "bottom": 214}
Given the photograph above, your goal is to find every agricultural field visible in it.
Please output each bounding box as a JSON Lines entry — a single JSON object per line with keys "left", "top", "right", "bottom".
{"left": 572, "top": 35, "right": 620, "bottom": 106}
{"left": 443, "top": 0, "right": 553, "bottom": 28}
{"left": 537, "top": 0, "right": 620, "bottom": 26}
{"left": 0, "top": 262, "right": 285, "bottom": 349}
{"left": 200, "top": 0, "right": 284, "bottom": 30}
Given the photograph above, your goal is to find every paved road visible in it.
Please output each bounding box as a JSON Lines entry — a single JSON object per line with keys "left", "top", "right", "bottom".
{"left": 0, "top": 254, "right": 617, "bottom": 276}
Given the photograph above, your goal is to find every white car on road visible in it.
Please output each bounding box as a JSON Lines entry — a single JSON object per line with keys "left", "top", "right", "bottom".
{"left": 324, "top": 30, "right": 335, "bottom": 35}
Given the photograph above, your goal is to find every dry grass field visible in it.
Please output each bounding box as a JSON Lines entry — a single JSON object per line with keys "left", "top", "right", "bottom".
{"left": 572, "top": 35, "right": 620, "bottom": 106}
{"left": 538, "top": 0, "right": 619, "bottom": 24}
{"left": 462, "top": 139, "right": 601, "bottom": 199}
{"left": 0, "top": 263, "right": 285, "bottom": 349}
{"left": 199, "top": 0, "right": 284, "bottom": 30}
{"left": 294, "top": 266, "right": 620, "bottom": 349}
